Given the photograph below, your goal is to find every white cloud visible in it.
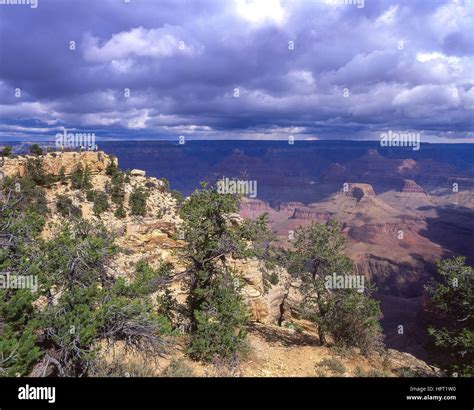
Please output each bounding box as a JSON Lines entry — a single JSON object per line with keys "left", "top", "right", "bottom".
{"left": 416, "top": 52, "right": 460, "bottom": 65}
{"left": 375, "top": 5, "right": 398, "bottom": 26}
{"left": 392, "top": 84, "right": 460, "bottom": 107}
{"left": 84, "top": 26, "right": 199, "bottom": 62}
{"left": 235, "top": 0, "right": 285, "bottom": 25}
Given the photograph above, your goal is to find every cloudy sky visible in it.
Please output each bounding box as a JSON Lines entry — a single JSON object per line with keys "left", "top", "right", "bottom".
{"left": 0, "top": 0, "right": 473, "bottom": 142}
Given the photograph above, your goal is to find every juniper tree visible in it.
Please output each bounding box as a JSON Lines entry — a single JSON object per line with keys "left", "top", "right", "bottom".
{"left": 70, "top": 165, "right": 92, "bottom": 191}
{"left": 426, "top": 257, "right": 474, "bottom": 376}
{"left": 29, "top": 144, "right": 43, "bottom": 156}
{"left": 110, "top": 171, "right": 126, "bottom": 206}
{"left": 286, "top": 221, "right": 383, "bottom": 355}
{"left": 25, "top": 157, "right": 53, "bottom": 187}
{"left": 1, "top": 146, "right": 12, "bottom": 158}
{"left": 179, "top": 183, "right": 260, "bottom": 362}
{"left": 129, "top": 187, "right": 148, "bottom": 216}
{"left": 105, "top": 157, "right": 119, "bottom": 177}
{"left": 56, "top": 195, "right": 82, "bottom": 218}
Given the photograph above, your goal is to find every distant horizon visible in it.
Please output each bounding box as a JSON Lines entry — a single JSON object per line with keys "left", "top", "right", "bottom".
{"left": 2, "top": 138, "right": 474, "bottom": 145}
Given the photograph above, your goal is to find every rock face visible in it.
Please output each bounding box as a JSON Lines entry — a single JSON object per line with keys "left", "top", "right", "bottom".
{"left": 291, "top": 207, "right": 332, "bottom": 221}
{"left": 272, "top": 201, "right": 305, "bottom": 213}
{"left": 239, "top": 198, "right": 272, "bottom": 213}
{"left": 1, "top": 151, "right": 113, "bottom": 178}
{"left": 347, "top": 183, "right": 376, "bottom": 201}
{"left": 235, "top": 258, "right": 300, "bottom": 325}
{"left": 401, "top": 179, "right": 427, "bottom": 195}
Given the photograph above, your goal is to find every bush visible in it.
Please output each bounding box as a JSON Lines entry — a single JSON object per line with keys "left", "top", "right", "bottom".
{"left": 426, "top": 257, "right": 474, "bottom": 377}
{"left": 286, "top": 221, "right": 384, "bottom": 355}
{"left": 56, "top": 195, "right": 82, "bottom": 218}
{"left": 86, "top": 190, "right": 110, "bottom": 216}
{"left": 110, "top": 172, "right": 125, "bottom": 205}
{"left": 171, "top": 189, "right": 184, "bottom": 205}
{"left": 129, "top": 187, "right": 148, "bottom": 216}
{"left": 105, "top": 157, "right": 119, "bottom": 176}
{"left": 93, "top": 192, "right": 109, "bottom": 215}
{"left": 2, "top": 176, "right": 48, "bottom": 216}
{"left": 58, "top": 166, "right": 67, "bottom": 185}
{"left": 114, "top": 204, "right": 126, "bottom": 219}
{"left": 187, "top": 280, "right": 249, "bottom": 362}
{"left": 325, "top": 287, "right": 384, "bottom": 356}
{"left": 70, "top": 165, "right": 92, "bottom": 191}
{"left": 1, "top": 145, "right": 12, "bottom": 157}
{"left": 29, "top": 144, "right": 43, "bottom": 156}
{"left": 353, "top": 367, "right": 388, "bottom": 377}
{"left": 25, "top": 157, "right": 53, "bottom": 186}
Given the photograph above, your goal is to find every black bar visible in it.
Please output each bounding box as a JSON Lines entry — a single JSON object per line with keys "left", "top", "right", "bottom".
{"left": 0, "top": 377, "right": 472, "bottom": 410}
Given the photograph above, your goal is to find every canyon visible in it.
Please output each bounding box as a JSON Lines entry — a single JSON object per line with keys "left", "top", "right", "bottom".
{"left": 4, "top": 140, "right": 474, "bottom": 370}
{"left": 1, "top": 147, "right": 452, "bottom": 376}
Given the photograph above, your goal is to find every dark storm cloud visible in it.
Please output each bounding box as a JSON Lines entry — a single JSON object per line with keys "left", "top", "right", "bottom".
{"left": 0, "top": 0, "right": 473, "bottom": 142}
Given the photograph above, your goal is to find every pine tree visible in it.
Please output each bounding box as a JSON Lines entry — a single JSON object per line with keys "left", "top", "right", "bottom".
{"left": 426, "top": 257, "right": 474, "bottom": 376}
{"left": 286, "top": 221, "right": 383, "bottom": 355}
{"left": 179, "top": 183, "right": 256, "bottom": 362}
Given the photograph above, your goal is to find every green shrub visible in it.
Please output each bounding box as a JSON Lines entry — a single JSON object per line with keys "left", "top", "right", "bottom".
{"left": 110, "top": 172, "right": 125, "bottom": 205}
{"left": 286, "top": 221, "right": 384, "bottom": 355}
{"left": 171, "top": 189, "right": 184, "bottom": 205}
{"left": 105, "top": 157, "right": 119, "bottom": 176}
{"left": 1, "top": 145, "right": 12, "bottom": 157}
{"left": 187, "top": 280, "right": 249, "bottom": 362}
{"left": 58, "top": 166, "right": 67, "bottom": 185}
{"left": 325, "top": 287, "right": 384, "bottom": 356}
{"left": 56, "top": 195, "right": 82, "bottom": 218}
{"left": 88, "top": 190, "right": 110, "bottom": 216}
{"left": 70, "top": 165, "right": 92, "bottom": 191}
{"left": 25, "top": 157, "right": 54, "bottom": 186}
{"left": 426, "top": 257, "right": 474, "bottom": 377}
{"left": 114, "top": 204, "right": 126, "bottom": 219}
{"left": 129, "top": 187, "right": 148, "bottom": 216}
{"left": 29, "top": 144, "right": 43, "bottom": 156}
{"left": 2, "top": 176, "right": 48, "bottom": 216}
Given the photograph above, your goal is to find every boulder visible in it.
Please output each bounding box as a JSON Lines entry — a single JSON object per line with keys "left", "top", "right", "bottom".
{"left": 130, "top": 169, "right": 146, "bottom": 177}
